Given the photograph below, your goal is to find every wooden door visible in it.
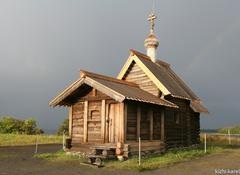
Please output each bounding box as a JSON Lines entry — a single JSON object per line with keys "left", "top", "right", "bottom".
{"left": 108, "top": 104, "right": 115, "bottom": 143}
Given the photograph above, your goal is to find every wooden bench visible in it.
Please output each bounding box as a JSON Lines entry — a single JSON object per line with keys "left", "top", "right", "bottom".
{"left": 87, "top": 145, "right": 117, "bottom": 166}
{"left": 87, "top": 155, "right": 106, "bottom": 166}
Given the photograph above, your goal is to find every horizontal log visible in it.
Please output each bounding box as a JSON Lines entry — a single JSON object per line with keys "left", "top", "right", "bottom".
{"left": 126, "top": 135, "right": 137, "bottom": 140}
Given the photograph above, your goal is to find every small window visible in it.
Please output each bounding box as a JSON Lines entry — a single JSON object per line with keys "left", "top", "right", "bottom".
{"left": 174, "top": 112, "right": 180, "bottom": 124}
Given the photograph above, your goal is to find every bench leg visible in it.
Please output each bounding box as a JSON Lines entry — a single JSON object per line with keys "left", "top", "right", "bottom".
{"left": 88, "top": 157, "right": 95, "bottom": 164}
{"left": 95, "top": 157, "right": 102, "bottom": 166}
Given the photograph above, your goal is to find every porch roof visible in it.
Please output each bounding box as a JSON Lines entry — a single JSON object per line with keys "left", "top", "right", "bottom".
{"left": 49, "top": 70, "right": 178, "bottom": 108}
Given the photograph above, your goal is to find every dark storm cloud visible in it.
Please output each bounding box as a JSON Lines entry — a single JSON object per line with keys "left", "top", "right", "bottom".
{"left": 0, "top": 0, "right": 239, "bottom": 131}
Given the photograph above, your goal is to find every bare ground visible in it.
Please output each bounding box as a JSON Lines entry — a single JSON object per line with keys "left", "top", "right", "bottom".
{"left": 0, "top": 145, "right": 239, "bottom": 175}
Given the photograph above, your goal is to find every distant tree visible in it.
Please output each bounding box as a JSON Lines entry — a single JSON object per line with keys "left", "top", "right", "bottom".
{"left": 57, "top": 118, "right": 69, "bottom": 136}
{"left": 0, "top": 116, "right": 22, "bottom": 134}
{"left": 34, "top": 128, "right": 44, "bottom": 135}
{"left": 0, "top": 116, "right": 44, "bottom": 135}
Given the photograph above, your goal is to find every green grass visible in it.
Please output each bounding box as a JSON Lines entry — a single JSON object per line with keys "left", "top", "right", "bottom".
{"left": 0, "top": 133, "right": 62, "bottom": 146}
{"left": 34, "top": 150, "right": 86, "bottom": 163}
{"left": 218, "top": 125, "right": 240, "bottom": 134}
{"left": 105, "top": 146, "right": 224, "bottom": 171}
{"left": 33, "top": 144, "right": 231, "bottom": 171}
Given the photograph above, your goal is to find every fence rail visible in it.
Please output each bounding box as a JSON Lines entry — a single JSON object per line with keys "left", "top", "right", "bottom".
{"left": 201, "top": 130, "right": 240, "bottom": 153}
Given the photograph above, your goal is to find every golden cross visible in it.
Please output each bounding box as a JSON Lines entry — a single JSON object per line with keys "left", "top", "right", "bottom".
{"left": 148, "top": 13, "right": 157, "bottom": 34}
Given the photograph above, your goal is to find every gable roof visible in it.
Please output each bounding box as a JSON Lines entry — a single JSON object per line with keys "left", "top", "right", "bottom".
{"left": 49, "top": 70, "right": 178, "bottom": 108}
{"left": 118, "top": 49, "right": 208, "bottom": 113}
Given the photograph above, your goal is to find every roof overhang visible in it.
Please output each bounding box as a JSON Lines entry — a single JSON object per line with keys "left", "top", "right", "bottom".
{"left": 49, "top": 78, "right": 84, "bottom": 107}
{"left": 49, "top": 77, "right": 125, "bottom": 107}
{"left": 49, "top": 71, "right": 178, "bottom": 108}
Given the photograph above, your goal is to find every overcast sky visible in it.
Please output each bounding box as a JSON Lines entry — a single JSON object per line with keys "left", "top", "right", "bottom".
{"left": 0, "top": 0, "right": 239, "bottom": 132}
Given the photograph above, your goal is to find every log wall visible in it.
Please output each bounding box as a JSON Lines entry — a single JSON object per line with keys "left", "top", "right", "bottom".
{"left": 190, "top": 112, "right": 200, "bottom": 144}
{"left": 126, "top": 102, "right": 137, "bottom": 140}
{"left": 164, "top": 96, "right": 200, "bottom": 148}
{"left": 153, "top": 109, "right": 161, "bottom": 140}
{"left": 140, "top": 108, "right": 150, "bottom": 140}
{"left": 71, "top": 88, "right": 112, "bottom": 145}
{"left": 126, "top": 101, "right": 163, "bottom": 142}
{"left": 72, "top": 101, "right": 84, "bottom": 144}
{"left": 71, "top": 87, "right": 126, "bottom": 145}
{"left": 70, "top": 88, "right": 200, "bottom": 152}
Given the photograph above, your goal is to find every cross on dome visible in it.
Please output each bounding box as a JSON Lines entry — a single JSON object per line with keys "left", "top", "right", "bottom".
{"left": 148, "top": 13, "right": 157, "bottom": 34}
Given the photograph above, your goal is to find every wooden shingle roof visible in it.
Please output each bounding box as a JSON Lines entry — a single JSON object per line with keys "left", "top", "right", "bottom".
{"left": 118, "top": 49, "right": 208, "bottom": 113}
{"left": 49, "top": 70, "right": 178, "bottom": 108}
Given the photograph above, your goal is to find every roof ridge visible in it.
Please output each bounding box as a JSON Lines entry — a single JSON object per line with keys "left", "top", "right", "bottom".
{"left": 130, "top": 49, "right": 171, "bottom": 68}
{"left": 80, "top": 70, "right": 139, "bottom": 88}
{"left": 130, "top": 49, "right": 151, "bottom": 61}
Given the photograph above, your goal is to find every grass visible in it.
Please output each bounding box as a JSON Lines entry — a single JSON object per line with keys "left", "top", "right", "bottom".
{"left": 0, "top": 133, "right": 62, "bottom": 146}
{"left": 105, "top": 145, "right": 224, "bottom": 171}
{"left": 34, "top": 150, "right": 85, "bottom": 163}
{"left": 10, "top": 132, "right": 237, "bottom": 171}
{"left": 218, "top": 125, "right": 240, "bottom": 134}
{"left": 33, "top": 145, "right": 225, "bottom": 172}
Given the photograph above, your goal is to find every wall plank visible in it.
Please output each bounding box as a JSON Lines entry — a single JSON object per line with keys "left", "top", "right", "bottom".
{"left": 124, "top": 62, "right": 160, "bottom": 97}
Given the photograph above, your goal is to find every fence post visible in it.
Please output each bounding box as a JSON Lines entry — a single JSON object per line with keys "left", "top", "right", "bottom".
{"left": 139, "top": 137, "right": 141, "bottom": 166}
{"left": 35, "top": 135, "right": 38, "bottom": 154}
{"left": 204, "top": 133, "right": 207, "bottom": 153}
{"left": 63, "top": 130, "right": 66, "bottom": 150}
{"left": 228, "top": 129, "right": 231, "bottom": 145}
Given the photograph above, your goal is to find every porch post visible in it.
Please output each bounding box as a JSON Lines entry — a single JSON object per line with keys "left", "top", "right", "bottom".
{"left": 137, "top": 104, "right": 141, "bottom": 140}
{"left": 160, "top": 108, "right": 165, "bottom": 141}
{"left": 68, "top": 106, "right": 73, "bottom": 137}
{"left": 124, "top": 103, "right": 127, "bottom": 142}
{"left": 149, "top": 109, "right": 153, "bottom": 140}
{"left": 83, "top": 101, "right": 88, "bottom": 143}
{"left": 119, "top": 102, "right": 125, "bottom": 143}
{"left": 101, "top": 100, "right": 106, "bottom": 143}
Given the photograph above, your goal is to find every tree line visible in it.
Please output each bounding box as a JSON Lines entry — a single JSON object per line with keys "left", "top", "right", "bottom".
{"left": 0, "top": 116, "right": 44, "bottom": 135}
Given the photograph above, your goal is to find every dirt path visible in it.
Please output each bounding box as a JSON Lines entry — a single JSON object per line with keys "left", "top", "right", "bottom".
{"left": 0, "top": 145, "right": 132, "bottom": 175}
{"left": 0, "top": 145, "right": 240, "bottom": 175}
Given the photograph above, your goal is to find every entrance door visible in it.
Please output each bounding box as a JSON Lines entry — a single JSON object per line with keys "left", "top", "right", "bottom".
{"left": 108, "top": 104, "right": 115, "bottom": 143}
